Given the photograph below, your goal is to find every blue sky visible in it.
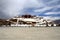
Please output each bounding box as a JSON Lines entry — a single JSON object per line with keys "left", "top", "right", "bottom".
{"left": 0, "top": 0, "right": 60, "bottom": 19}
{"left": 22, "top": 0, "right": 60, "bottom": 17}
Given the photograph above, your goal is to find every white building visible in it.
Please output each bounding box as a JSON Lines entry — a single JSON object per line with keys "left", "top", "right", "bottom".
{"left": 7, "top": 14, "right": 56, "bottom": 27}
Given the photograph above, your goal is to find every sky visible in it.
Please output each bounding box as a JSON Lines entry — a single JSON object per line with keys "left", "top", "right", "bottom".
{"left": 0, "top": 0, "right": 60, "bottom": 20}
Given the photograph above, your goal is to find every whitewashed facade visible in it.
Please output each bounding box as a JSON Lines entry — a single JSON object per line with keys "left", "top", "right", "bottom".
{"left": 7, "top": 15, "right": 57, "bottom": 27}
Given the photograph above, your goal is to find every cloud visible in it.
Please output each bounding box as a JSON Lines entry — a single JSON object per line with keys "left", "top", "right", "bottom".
{"left": 45, "top": 12, "right": 60, "bottom": 15}
{"left": 34, "top": 7, "right": 53, "bottom": 12}
{"left": 0, "top": 0, "right": 45, "bottom": 18}
{"left": 44, "top": 16, "right": 60, "bottom": 21}
{"left": 0, "top": 0, "right": 60, "bottom": 19}
{"left": 42, "top": 0, "right": 60, "bottom": 6}
{"left": 18, "top": 0, "right": 45, "bottom": 15}
{"left": 24, "top": 0, "right": 45, "bottom": 8}
{"left": 0, "top": 0, "right": 27, "bottom": 18}
{"left": 34, "top": 5, "right": 60, "bottom": 16}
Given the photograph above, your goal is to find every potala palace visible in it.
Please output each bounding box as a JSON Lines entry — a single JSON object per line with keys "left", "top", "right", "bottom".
{"left": 6, "top": 14, "right": 57, "bottom": 27}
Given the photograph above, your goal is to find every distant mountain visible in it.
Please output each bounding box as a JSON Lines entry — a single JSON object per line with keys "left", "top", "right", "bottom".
{"left": 52, "top": 19, "right": 60, "bottom": 24}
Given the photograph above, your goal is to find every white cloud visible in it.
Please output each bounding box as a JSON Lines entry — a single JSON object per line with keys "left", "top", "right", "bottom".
{"left": 0, "top": 0, "right": 27, "bottom": 18}
{"left": 44, "top": 16, "right": 60, "bottom": 21}
{"left": 0, "top": 0, "right": 60, "bottom": 18}
{"left": 24, "top": 0, "right": 45, "bottom": 8}
{"left": 0, "top": 0, "right": 45, "bottom": 18}
{"left": 42, "top": 0, "right": 60, "bottom": 6}
{"left": 34, "top": 7, "right": 53, "bottom": 12}
{"left": 34, "top": 4, "right": 60, "bottom": 12}
{"left": 45, "top": 12, "right": 60, "bottom": 15}
{"left": 33, "top": 0, "right": 60, "bottom": 15}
